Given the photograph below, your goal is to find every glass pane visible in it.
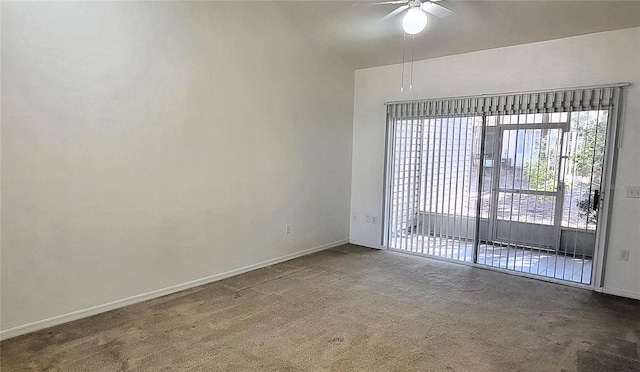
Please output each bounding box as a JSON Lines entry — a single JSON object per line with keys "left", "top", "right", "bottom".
{"left": 499, "top": 128, "right": 562, "bottom": 192}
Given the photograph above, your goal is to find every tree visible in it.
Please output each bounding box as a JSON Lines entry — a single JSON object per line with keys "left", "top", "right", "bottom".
{"left": 524, "top": 129, "right": 557, "bottom": 192}
{"left": 573, "top": 111, "right": 607, "bottom": 181}
{"left": 522, "top": 111, "right": 607, "bottom": 226}
{"left": 573, "top": 111, "right": 607, "bottom": 225}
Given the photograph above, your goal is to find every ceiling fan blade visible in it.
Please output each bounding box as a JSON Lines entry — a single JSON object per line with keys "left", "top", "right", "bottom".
{"left": 421, "top": 2, "right": 453, "bottom": 18}
{"left": 381, "top": 5, "right": 409, "bottom": 21}
{"left": 366, "top": 0, "right": 407, "bottom": 5}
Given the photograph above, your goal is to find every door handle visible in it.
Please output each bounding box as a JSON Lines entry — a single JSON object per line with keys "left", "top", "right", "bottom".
{"left": 592, "top": 190, "right": 600, "bottom": 211}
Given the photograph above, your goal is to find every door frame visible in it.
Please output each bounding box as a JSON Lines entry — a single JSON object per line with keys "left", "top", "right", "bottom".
{"left": 592, "top": 91, "right": 626, "bottom": 292}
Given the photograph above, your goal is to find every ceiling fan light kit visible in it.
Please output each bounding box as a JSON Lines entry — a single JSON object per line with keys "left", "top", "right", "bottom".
{"left": 402, "top": 7, "right": 428, "bottom": 35}
{"left": 376, "top": 0, "right": 453, "bottom": 34}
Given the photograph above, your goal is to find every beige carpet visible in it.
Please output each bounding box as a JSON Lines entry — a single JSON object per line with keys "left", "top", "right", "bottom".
{"left": 2, "top": 244, "right": 639, "bottom": 371}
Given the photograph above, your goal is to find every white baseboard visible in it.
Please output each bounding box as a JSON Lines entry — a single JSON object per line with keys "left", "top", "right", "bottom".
{"left": 349, "top": 239, "right": 385, "bottom": 250}
{"left": 600, "top": 286, "right": 640, "bottom": 301}
{"left": 0, "top": 239, "right": 348, "bottom": 341}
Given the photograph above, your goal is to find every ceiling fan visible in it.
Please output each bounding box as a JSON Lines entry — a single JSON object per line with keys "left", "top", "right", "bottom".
{"left": 373, "top": 0, "right": 453, "bottom": 34}
{"left": 363, "top": 0, "right": 453, "bottom": 91}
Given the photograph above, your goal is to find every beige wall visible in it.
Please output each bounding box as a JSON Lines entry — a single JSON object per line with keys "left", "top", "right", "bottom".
{"left": 350, "top": 28, "right": 640, "bottom": 298}
{"left": 1, "top": 2, "right": 354, "bottom": 333}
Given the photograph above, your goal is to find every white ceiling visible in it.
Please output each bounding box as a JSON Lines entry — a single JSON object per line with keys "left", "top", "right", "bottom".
{"left": 276, "top": 0, "right": 640, "bottom": 69}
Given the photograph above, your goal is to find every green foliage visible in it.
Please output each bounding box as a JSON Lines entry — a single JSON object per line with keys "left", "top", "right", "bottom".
{"left": 524, "top": 158, "right": 557, "bottom": 192}
{"left": 524, "top": 130, "right": 557, "bottom": 192}
{"left": 574, "top": 111, "right": 607, "bottom": 225}
{"left": 573, "top": 112, "right": 607, "bottom": 181}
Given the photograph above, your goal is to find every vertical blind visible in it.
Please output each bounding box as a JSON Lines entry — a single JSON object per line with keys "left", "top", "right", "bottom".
{"left": 383, "top": 83, "right": 629, "bottom": 284}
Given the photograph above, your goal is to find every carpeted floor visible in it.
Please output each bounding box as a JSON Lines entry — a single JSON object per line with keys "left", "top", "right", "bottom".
{"left": 2, "top": 244, "right": 639, "bottom": 371}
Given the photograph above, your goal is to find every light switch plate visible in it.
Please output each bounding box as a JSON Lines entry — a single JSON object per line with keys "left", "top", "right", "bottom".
{"left": 627, "top": 185, "right": 640, "bottom": 199}
{"left": 620, "top": 249, "right": 630, "bottom": 261}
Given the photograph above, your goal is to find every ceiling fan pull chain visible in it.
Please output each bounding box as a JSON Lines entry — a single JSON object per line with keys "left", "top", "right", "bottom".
{"left": 410, "top": 34, "right": 415, "bottom": 90}
{"left": 401, "top": 31, "right": 406, "bottom": 92}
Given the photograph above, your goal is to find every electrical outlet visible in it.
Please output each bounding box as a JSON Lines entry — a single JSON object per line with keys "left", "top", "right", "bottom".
{"left": 352, "top": 214, "right": 358, "bottom": 222}
{"left": 627, "top": 185, "right": 640, "bottom": 199}
{"left": 365, "top": 215, "right": 371, "bottom": 223}
{"left": 285, "top": 224, "right": 291, "bottom": 234}
{"left": 620, "top": 249, "right": 629, "bottom": 261}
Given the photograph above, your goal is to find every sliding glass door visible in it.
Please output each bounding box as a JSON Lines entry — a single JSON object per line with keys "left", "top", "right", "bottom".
{"left": 383, "top": 85, "right": 625, "bottom": 285}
